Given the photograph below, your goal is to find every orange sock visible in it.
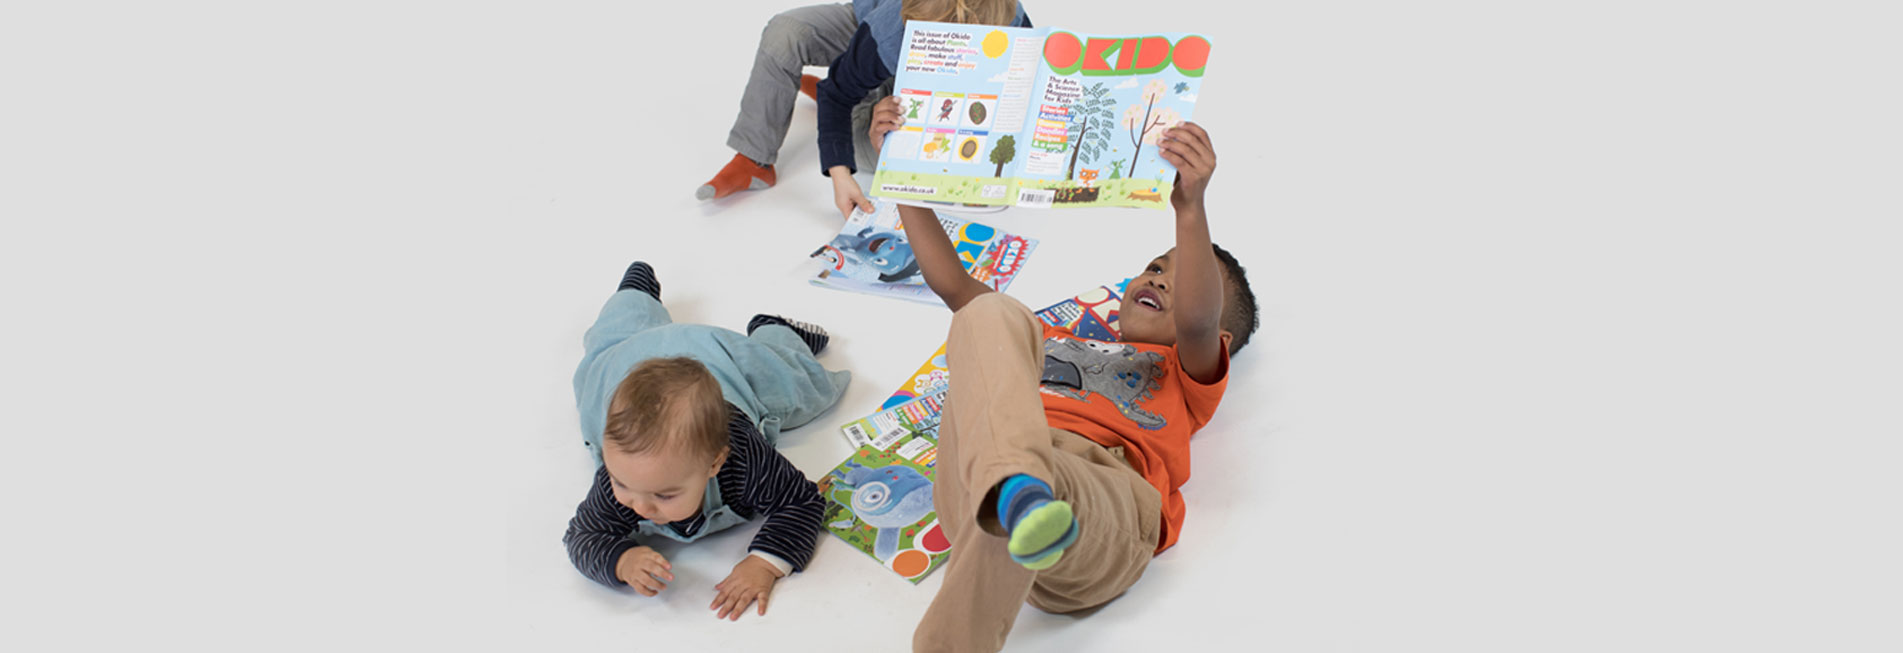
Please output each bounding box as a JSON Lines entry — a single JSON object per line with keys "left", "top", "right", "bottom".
{"left": 696, "top": 153, "right": 776, "bottom": 200}
{"left": 800, "top": 74, "right": 820, "bottom": 101}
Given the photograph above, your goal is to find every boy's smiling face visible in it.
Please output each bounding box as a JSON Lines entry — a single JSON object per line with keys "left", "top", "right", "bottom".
{"left": 601, "top": 444, "right": 728, "bottom": 524}
{"left": 1117, "top": 250, "right": 1181, "bottom": 346}
{"left": 1116, "top": 248, "right": 1230, "bottom": 349}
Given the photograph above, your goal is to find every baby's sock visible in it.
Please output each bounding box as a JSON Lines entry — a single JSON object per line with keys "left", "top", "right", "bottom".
{"left": 618, "top": 261, "right": 660, "bottom": 300}
{"left": 696, "top": 152, "right": 776, "bottom": 201}
{"left": 747, "top": 314, "right": 829, "bottom": 355}
{"left": 800, "top": 74, "right": 821, "bottom": 101}
{"left": 996, "top": 474, "right": 1077, "bottom": 570}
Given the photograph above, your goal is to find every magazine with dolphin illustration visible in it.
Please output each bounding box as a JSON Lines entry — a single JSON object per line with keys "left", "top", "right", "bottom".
{"left": 818, "top": 434, "right": 950, "bottom": 584}
{"left": 807, "top": 198, "right": 1037, "bottom": 305}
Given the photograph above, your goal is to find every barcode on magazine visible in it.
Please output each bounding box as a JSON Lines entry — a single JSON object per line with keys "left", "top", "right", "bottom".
{"left": 869, "top": 412, "right": 910, "bottom": 450}
{"left": 842, "top": 422, "right": 872, "bottom": 447}
{"left": 1016, "top": 189, "right": 1054, "bottom": 207}
{"left": 896, "top": 437, "right": 935, "bottom": 461}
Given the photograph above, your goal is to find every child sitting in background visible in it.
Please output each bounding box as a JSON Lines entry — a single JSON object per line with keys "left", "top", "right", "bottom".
{"left": 818, "top": 0, "right": 1030, "bottom": 217}
{"left": 879, "top": 116, "right": 1259, "bottom": 651}
{"left": 698, "top": 0, "right": 1033, "bottom": 204}
{"left": 563, "top": 262, "right": 849, "bottom": 620}
{"left": 696, "top": 3, "right": 848, "bottom": 201}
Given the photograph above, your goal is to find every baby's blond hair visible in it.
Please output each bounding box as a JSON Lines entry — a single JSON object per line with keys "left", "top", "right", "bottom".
{"left": 602, "top": 357, "right": 728, "bottom": 463}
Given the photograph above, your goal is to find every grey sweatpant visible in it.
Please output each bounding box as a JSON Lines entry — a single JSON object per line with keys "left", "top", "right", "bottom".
{"left": 727, "top": 2, "right": 889, "bottom": 172}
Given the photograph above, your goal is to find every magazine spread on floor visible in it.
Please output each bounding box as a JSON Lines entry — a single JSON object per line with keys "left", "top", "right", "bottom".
{"left": 818, "top": 434, "right": 952, "bottom": 584}
{"left": 807, "top": 198, "right": 1036, "bottom": 305}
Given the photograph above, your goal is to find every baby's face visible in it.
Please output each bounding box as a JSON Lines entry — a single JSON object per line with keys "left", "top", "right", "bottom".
{"left": 600, "top": 445, "right": 726, "bottom": 524}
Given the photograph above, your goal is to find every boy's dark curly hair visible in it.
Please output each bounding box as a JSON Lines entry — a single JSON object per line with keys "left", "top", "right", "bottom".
{"left": 1211, "top": 243, "right": 1259, "bottom": 354}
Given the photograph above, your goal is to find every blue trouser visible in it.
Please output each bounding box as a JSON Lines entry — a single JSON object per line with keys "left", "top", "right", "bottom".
{"left": 573, "top": 290, "right": 851, "bottom": 464}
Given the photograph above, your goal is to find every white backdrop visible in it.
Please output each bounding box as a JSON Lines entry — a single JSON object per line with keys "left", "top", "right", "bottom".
{"left": 3, "top": 1, "right": 1899, "bottom": 650}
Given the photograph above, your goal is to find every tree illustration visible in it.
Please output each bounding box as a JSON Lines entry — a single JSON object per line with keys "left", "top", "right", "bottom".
{"left": 1122, "top": 80, "right": 1183, "bottom": 179}
{"left": 1108, "top": 161, "right": 1124, "bottom": 180}
{"left": 989, "top": 135, "right": 1017, "bottom": 177}
{"left": 1063, "top": 82, "right": 1116, "bottom": 180}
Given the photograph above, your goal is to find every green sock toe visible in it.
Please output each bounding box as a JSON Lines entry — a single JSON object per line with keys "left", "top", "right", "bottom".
{"left": 1007, "top": 500, "right": 1074, "bottom": 558}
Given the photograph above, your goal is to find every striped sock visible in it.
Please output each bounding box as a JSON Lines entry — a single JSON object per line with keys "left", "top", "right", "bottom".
{"left": 747, "top": 314, "right": 829, "bottom": 355}
{"left": 618, "top": 261, "right": 660, "bottom": 300}
{"left": 997, "top": 474, "right": 1078, "bottom": 570}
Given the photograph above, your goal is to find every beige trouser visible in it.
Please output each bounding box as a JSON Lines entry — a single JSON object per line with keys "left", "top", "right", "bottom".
{"left": 912, "top": 294, "right": 1163, "bottom": 653}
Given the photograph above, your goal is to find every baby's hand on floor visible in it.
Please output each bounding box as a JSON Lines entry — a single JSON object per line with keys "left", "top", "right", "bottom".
{"left": 615, "top": 546, "right": 673, "bottom": 597}
{"left": 711, "top": 555, "right": 782, "bottom": 620}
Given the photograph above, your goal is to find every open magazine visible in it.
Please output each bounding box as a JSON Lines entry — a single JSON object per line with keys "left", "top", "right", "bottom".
{"left": 820, "top": 280, "right": 1131, "bottom": 581}
{"left": 807, "top": 198, "right": 1037, "bottom": 305}
{"left": 871, "top": 21, "right": 1211, "bottom": 209}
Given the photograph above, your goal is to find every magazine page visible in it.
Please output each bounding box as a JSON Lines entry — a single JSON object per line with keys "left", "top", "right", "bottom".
{"left": 871, "top": 21, "right": 1050, "bottom": 206}
{"left": 885, "top": 342, "right": 951, "bottom": 409}
{"left": 840, "top": 387, "right": 947, "bottom": 449}
{"left": 808, "top": 199, "right": 1038, "bottom": 304}
{"left": 818, "top": 434, "right": 953, "bottom": 583}
{"left": 1011, "top": 31, "right": 1212, "bottom": 209}
{"left": 808, "top": 198, "right": 926, "bottom": 286}
{"left": 1032, "top": 279, "right": 1131, "bottom": 342}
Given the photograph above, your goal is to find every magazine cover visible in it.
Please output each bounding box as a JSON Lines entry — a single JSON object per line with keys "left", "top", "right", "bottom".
{"left": 808, "top": 198, "right": 1037, "bottom": 305}
{"left": 817, "top": 434, "right": 953, "bottom": 583}
{"left": 884, "top": 342, "right": 951, "bottom": 410}
{"left": 1033, "top": 280, "right": 1130, "bottom": 343}
{"left": 871, "top": 21, "right": 1211, "bottom": 208}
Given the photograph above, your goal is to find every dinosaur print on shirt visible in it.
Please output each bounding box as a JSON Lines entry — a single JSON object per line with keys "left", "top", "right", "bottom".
{"left": 1039, "top": 335, "right": 1168, "bottom": 430}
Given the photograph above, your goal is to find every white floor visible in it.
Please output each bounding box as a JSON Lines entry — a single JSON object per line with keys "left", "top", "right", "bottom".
{"left": 6, "top": 1, "right": 1900, "bottom": 651}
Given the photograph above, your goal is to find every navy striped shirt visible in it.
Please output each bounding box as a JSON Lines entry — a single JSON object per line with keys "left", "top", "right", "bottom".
{"left": 563, "top": 405, "right": 826, "bottom": 588}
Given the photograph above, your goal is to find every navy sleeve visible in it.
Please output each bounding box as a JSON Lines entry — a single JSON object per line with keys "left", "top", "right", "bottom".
{"left": 815, "top": 23, "right": 891, "bottom": 176}
{"left": 814, "top": 10, "right": 1033, "bottom": 176}
{"left": 562, "top": 466, "right": 645, "bottom": 589}
{"left": 720, "top": 417, "right": 827, "bottom": 572}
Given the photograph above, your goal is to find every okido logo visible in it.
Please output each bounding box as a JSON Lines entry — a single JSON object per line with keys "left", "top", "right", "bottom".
{"left": 992, "top": 236, "right": 1029, "bottom": 277}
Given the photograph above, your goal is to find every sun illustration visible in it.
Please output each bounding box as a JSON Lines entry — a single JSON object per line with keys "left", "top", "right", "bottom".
{"left": 982, "top": 30, "right": 1009, "bottom": 58}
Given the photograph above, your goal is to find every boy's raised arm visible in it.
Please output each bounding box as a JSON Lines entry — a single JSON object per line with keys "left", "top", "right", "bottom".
{"left": 895, "top": 203, "right": 994, "bottom": 312}
{"left": 1157, "top": 122, "right": 1227, "bottom": 384}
